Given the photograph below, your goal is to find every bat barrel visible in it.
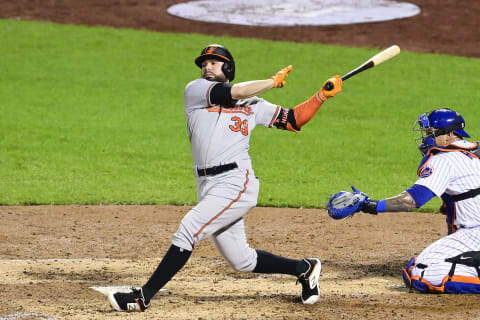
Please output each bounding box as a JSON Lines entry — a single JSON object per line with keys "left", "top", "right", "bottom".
{"left": 323, "top": 45, "right": 400, "bottom": 91}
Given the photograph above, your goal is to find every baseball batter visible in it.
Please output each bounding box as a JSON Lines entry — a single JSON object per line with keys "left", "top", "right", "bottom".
{"left": 108, "top": 44, "right": 343, "bottom": 312}
{"left": 328, "top": 108, "right": 480, "bottom": 293}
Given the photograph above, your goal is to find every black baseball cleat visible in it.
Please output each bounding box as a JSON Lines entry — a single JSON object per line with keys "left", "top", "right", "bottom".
{"left": 108, "top": 287, "right": 151, "bottom": 312}
{"left": 296, "top": 258, "right": 322, "bottom": 304}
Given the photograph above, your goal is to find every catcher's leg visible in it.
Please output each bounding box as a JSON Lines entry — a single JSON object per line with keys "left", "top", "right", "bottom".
{"left": 401, "top": 258, "right": 415, "bottom": 290}
{"left": 443, "top": 251, "right": 480, "bottom": 293}
{"left": 407, "top": 229, "right": 480, "bottom": 293}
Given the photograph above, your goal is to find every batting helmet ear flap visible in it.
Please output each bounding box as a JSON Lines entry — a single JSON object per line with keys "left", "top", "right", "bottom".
{"left": 195, "top": 44, "right": 235, "bottom": 81}
{"left": 221, "top": 59, "right": 235, "bottom": 82}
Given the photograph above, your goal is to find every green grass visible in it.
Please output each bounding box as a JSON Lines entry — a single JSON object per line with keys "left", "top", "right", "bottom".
{"left": 1, "top": 19, "right": 479, "bottom": 211}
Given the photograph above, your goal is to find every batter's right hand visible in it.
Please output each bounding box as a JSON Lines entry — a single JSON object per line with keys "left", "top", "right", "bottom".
{"left": 270, "top": 65, "right": 293, "bottom": 88}
{"left": 318, "top": 75, "right": 342, "bottom": 101}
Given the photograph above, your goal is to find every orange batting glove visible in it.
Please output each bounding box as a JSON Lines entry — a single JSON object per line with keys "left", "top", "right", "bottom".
{"left": 318, "top": 75, "right": 342, "bottom": 101}
{"left": 270, "top": 65, "right": 293, "bottom": 88}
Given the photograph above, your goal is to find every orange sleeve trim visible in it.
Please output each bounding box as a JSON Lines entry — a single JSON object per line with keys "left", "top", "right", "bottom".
{"left": 269, "top": 106, "right": 281, "bottom": 128}
{"left": 193, "top": 170, "right": 250, "bottom": 240}
{"left": 292, "top": 93, "right": 324, "bottom": 129}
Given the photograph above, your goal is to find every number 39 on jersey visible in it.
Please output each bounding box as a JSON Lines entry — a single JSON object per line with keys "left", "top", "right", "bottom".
{"left": 229, "top": 116, "right": 249, "bottom": 136}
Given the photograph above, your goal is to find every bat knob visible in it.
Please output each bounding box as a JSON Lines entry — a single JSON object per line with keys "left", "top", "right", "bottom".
{"left": 324, "top": 81, "right": 334, "bottom": 91}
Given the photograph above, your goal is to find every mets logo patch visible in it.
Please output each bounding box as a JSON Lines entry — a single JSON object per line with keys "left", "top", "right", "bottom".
{"left": 419, "top": 165, "right": 434, "bottom": 178}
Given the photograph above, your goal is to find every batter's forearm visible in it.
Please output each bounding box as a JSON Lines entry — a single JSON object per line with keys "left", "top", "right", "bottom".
{"left": 231, "top": 79, "right": 274, "bottom": 99}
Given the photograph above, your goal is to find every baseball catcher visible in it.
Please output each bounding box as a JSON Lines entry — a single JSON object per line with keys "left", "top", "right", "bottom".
{"left": 328, "top": 108, "right": 480, "bottom": 294}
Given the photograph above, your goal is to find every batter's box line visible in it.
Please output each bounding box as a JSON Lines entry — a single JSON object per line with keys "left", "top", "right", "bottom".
{"left": 2, "top": 279, "right": 114, "bottom": 285}
{"left": 0, "top": 312, "right": 59, "bottom": 320}
{"left": 171, "top": 274, "right": 285, "bottom": 282}
{"left": 90, "top": 286, "right": 166, "bottom": 296}
{"left": 0, "top": 258, "right": 117, "bottom": 263}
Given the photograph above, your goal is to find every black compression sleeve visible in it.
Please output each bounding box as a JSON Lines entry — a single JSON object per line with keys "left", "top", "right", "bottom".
{"left": 274, "top": 108, "right": 299, "bottom": 131}
{"left": 210, "top": 82, "right": 234, "bottom": 106}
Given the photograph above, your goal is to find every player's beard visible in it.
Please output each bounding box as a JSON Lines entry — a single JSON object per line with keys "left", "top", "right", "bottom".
{"left": 203, "top": 72, "right": 227, "bottom": 82}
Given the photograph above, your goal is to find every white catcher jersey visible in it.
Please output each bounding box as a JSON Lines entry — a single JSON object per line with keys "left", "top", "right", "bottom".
{"left": 184, "top": 78, "right": 281, "bottom": 169}
{"left": 414, "top": 140, "right": 480, "bottom": 229}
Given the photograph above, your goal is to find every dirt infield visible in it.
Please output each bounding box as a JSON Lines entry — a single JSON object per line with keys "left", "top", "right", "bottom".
{"left": 1, "top": 1, "right": 480, "bottom": 319}
{"left": 2, "top": 205, "right": 480, "bottom": 319}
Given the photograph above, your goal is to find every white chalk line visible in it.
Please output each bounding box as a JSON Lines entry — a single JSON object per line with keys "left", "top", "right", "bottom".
{"left": 0, "top": 312, "right": 58, "bottom": 320}
{"left": 0, "top": 257, "right": 137, "bottom": 263}
{"left": 90, "top": 286, "right": 166, "bottom": 296}
{"left": 0, "top": 258, "right": 115, "bottom": 263}
{"left": 2, "top": 275, "right": 284, "bottom": 286}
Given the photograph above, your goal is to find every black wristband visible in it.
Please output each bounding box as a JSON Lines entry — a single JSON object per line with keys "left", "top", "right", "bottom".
{"left": 362, "top": 200, "right": 379, "bottom": 215}
{"left": 274, "top": 108, "right": 299, "bottom": 131}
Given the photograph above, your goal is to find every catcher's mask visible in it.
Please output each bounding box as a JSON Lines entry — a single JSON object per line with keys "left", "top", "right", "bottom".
{"left": 195, "top": 44, "right": 235, "bottom": 81}
{"left": 413, "top": 108, "right": 470, "bottom": 156}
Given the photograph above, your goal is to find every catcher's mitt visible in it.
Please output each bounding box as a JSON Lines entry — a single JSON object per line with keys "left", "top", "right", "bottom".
{"left": 327, "top": 186, "right": 369, "bottom": 220}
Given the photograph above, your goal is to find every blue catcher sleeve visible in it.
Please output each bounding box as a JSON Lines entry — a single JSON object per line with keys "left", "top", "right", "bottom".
{"left": 406, "top": 184, "right": 435, "bottom": 208}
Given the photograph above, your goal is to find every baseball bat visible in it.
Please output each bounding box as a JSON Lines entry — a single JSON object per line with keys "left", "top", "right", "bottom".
{"left": 324, "top": 45, "right": 400, "bottom": 90}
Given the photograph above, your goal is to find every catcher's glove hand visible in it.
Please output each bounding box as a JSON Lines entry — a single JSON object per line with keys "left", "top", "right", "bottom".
{"left": 327, "top": 186, "right": 369, "bottom": 220}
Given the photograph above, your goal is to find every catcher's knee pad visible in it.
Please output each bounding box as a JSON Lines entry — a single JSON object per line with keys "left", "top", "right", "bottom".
{"left": 402, "top": 258, "right": 437, "bottom": 293}
{"left": 411, "top": 276, "right": 480, "bottom": 294}
{"left": 406, "top": 260, "right": 443, "bottom": 293}
{"left": 442, "top": 251, "right": 480, "bottom": 293}
{"left": 444, "top": 280, "right": 480, "bottom": 293}
{"left": 402, "top": 258, "right": 416, "bottom": 290}
{"left": 411, "top": 279, "right": 430, "bottom": 293}
{"left": 409, "top": 251, "right": 480, "bottom": 294}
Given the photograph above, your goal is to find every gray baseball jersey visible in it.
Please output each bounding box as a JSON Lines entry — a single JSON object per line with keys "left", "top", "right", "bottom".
{"left": 184, "top": 78, "right": 281, "bottom": 169}
{"left": 172, "top": 78, "right": 281, "bottom": 271}
{"left": 185, "top": 79, "right": 280, "bottom": 168}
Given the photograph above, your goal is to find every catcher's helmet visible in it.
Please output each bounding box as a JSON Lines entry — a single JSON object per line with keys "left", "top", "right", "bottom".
{"left": 426, "top": 108, "right": 470, "bottom": 138}
{"left": 195, "top": 44, "right": 235, "bottom": 81}
{"left": 413, "top": 108, "right": 470, "bottom": 155}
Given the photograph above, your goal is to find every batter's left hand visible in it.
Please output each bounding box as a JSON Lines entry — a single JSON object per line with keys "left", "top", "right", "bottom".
{"left": 270, "top": 65, "right": 293, "bottom": 88}
{"left": 319, "top": 75, "right": 342, "bottom": 101}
